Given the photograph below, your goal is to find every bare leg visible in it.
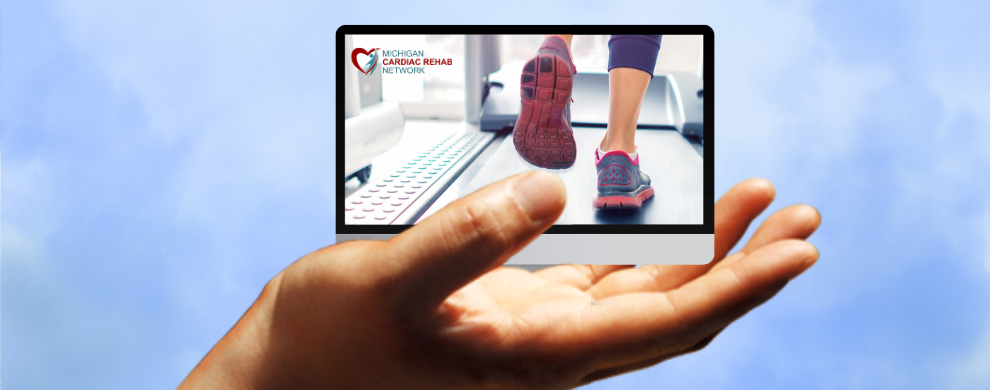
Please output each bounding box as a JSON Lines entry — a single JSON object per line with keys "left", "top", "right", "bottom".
{"left": 601, "top": 67, "right": 650, "bottom": 154}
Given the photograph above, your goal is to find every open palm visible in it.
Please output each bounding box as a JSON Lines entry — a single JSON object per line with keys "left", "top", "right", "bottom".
{"left": 181, "top": 173, "right": 820, "bottom": 390}
{"left": 428, "top": 177, "right": 819, "bottom": 388}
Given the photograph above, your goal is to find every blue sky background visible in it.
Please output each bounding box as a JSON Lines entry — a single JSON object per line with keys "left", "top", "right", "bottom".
{"left": 3, "top": 0, "right": 990, "bottom": 389}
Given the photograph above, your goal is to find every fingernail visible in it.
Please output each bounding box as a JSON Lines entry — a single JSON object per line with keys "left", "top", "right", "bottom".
{"left": 794, "top": 244, "right": 820, "bottom": 277}
{"left": 515, "top": 171, "right": 565, "bottom": 221}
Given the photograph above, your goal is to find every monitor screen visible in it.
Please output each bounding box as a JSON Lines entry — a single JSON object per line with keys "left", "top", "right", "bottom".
{"left": 337, "top": 26, "right": 714, "bottom": 264}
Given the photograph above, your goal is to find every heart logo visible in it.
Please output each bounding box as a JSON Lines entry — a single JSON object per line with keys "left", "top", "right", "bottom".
{"left": 351, "top": 48, "right": 378, "bottom": 75}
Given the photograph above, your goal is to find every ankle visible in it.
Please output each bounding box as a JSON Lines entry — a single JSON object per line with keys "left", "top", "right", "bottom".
{"left": 599, "top": 140, "right": 637, "bottom": 155}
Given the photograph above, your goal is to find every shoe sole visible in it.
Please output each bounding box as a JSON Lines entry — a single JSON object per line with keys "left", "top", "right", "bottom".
{"left": 593, "top": 187, "right": 655, "bottom": 209}
{"left": 512, "top": 54, "right": 576, "bottom": 169}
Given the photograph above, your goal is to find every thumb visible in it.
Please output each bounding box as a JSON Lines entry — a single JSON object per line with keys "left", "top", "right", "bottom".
{"left": 377, "top": 170, "right": 566, "bottom": 312}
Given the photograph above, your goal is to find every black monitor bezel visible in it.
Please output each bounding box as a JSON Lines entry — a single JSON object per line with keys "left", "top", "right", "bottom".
{"left": 337, "top": 25, "right": 714, "bottom": 235}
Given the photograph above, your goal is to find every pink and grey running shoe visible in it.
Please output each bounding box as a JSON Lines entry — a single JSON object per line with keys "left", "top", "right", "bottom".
{"left": 594, "top": 149, "right": 655, "bottom": 209}
{"left": 512, "top": 36, "right": 577, "bottom": 169}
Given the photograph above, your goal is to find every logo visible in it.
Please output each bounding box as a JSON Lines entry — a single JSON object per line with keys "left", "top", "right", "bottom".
{"left": 351, "top": 48, "right": 379, "bottom": 75}
{"left": 351, "top": 48, "right": 453, "bottom": 75}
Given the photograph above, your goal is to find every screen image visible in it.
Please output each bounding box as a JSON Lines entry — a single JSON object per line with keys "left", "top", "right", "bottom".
{"left": 339, "top": 28, "right": 711, "bottom": 231}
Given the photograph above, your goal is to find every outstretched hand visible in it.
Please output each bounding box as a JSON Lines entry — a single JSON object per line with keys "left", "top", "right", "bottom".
{"left": 180, "top": 172, "right": 820, "bottom": 390}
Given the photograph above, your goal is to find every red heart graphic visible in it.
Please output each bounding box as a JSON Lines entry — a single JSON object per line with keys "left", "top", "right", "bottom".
{"left": 351, "top": 48, "right": 377, "bottom": 75}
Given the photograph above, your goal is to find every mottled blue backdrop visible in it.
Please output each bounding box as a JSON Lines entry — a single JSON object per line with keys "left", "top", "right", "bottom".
{"left": 3, "top": 1, "right": 989, "bottom": 389}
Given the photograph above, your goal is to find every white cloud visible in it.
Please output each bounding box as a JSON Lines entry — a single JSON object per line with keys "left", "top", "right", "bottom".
{"left": 945, "top": 208, "right": 990, "bottom": 389}
{"left": 947, "top": 316, "right": 990, "bottom": 389}
{"left": 48, "top": 0, "right": 339, "bottom": 294}
{"left": 7, "top": 0, "right": 990, "bottom": 389}
{"left": 7, "top": 1, "right": 340, "bottom": 387}
{"left": 2, "top": 159, "right": 147, "bottom": 388}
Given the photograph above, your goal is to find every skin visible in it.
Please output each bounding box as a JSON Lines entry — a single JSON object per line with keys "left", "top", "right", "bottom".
{"left": 179, "top": 172, "right": 821, "bottom": 389}
{"left": 601, "top": 67, "right": 651, "bottom": 154}
{"left": 547, "top": 34, "right": 652, "bottom": 154}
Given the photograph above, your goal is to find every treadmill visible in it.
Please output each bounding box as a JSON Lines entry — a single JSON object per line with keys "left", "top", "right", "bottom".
{"left": 343, "top": 36, "right": 704, "bottom": 226}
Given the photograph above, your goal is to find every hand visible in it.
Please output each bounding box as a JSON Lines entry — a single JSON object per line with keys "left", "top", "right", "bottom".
{"left": 179, "top": 172, "right": 821, "bottom": 390}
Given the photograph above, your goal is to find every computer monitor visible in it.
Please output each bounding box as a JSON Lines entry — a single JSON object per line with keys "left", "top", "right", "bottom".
{"left": 337, "top": 26, "right": 713, "bottom": 265}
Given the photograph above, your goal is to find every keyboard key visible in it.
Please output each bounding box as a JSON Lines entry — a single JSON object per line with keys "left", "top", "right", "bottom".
{"left": 371, "top": 201, "right": 383, "bottom": 205}
{"left": 369, "top": 189, "right": 380, "bottom": 192}
{"left": 398, "top": 196, "right": 410, "bottom": 200}
{"left": 353, "top": 215, "right": 365, "bottom": 219}
{"left": 374, "top": 216, "right": 388, "bottom": 220}
{"left": 391, "top": 202, "right": 403, "bottom": 206}
{"left": 379, "top": 195, "right": 391, "bottom": 199}
{"left": 383, "top": 209, "right": 395, "bottom": 213}
{"left": 363, "top": 208, "right": 375, "bottom": 212}
{"left": 387, "top": 190, "right": 398, "bottom": 193}
{"left": 345, "top": 206, "right": 355, "bottom": 211}
{"left": 351, "top": 200, "right": 363, "bottom": 204}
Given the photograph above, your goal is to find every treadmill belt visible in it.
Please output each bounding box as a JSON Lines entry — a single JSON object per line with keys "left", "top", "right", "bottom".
{"left": 461, "top": 127, "right": 703, "bottom": 225}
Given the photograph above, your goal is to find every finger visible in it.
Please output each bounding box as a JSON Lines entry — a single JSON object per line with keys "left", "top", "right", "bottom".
{"left": 584, "top": 179, "right": 776, "bottom": 299}
{"left": 712, "top": 178, "right": 776, "bottom": 261}
{"left": 738, "top": 204, "right": 821, "bottom": 255}
{"left": 710, "top": 204, "right": 821, "bottom": 275}
{"left": 569, "top": 240, "right": 818, "bottom": 367}
{"left": 373, "top": 171, "right": 567, "bottom": 312}
{"left": 533, "top": 265, "right": 635, "bottom": 290}
{"left": 589, "top": 203, "right": 820, "bottom": 299}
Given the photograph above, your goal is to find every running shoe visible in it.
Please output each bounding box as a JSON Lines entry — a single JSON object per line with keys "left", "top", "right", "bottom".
{"left": 593, "top": 149, "right": 655, "bottom": 209}
{"left": 512, "top": 36, "right": 577, "bottom": 169}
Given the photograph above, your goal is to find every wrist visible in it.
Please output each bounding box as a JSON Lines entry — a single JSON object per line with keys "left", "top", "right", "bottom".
{"left": 179, "top": 274, "right": 294, "bottom": 390}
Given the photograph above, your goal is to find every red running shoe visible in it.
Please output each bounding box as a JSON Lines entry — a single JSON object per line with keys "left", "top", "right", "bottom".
{"left": 512, "top": 36, "right": 577, "bottom": 169}
{"left": 593, "top": 149, "right": 654, "bottom": 209}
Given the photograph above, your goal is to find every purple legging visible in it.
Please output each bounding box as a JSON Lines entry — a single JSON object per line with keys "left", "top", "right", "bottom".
{"left": 608, "top": 35, "right": 662, "bottom": 79}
